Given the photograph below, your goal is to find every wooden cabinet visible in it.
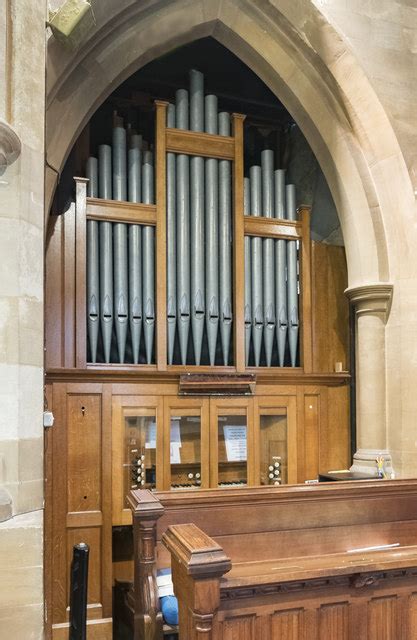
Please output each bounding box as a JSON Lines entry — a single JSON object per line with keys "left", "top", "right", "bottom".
{"left": 111, "top": 393, "right": 306, "bottom": 525}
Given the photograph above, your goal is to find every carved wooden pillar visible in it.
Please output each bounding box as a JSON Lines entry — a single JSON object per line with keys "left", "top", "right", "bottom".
{"left": 346, "top": 284, "right": 393, "bottom": 476}
{"left": 162, "top": 523, "right": 232, "bottom": 640}
{"left": 128, "top": 489, "right": 165, "bottom": 640}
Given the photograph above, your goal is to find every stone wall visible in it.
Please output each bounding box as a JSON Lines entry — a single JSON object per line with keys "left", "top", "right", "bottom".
{"left": 0, "top": 0, "right": 45, "bottom": 637}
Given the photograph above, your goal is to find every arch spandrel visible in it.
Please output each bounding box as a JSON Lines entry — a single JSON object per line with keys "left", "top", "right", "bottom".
{"left": 46, "top": 0, "right": 411, "bottom": 288}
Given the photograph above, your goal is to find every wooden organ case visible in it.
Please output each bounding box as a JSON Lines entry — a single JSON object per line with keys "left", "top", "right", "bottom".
{"left": 44, "top": 76, "right": 350, "bottom": 639}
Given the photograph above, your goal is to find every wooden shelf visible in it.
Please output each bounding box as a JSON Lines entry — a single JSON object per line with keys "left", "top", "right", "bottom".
{"left": 166, "top": 128, "right": 235, "bottom": 159}
{"left": 244, "top": 216, "right": 301, "bottom": 240}
{"left": 86, "top": 197, "right": 157, "bottom": 225}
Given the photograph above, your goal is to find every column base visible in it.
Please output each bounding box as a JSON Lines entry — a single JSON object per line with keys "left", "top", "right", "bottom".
{"left": 350, "top": 449, "right": 394, "bottom": 478}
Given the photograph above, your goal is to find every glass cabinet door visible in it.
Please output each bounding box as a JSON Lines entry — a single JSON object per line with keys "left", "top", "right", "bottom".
{"left": 209, "top": 398, "right": 253, "bottom": 487}
{"left": 163, "top": 398, "right": 209, "bottom": 490}
{"left": 112, "top": 396, "right": 163, "bottom": 525}
{"left": 254, "top": 397, "right": 297, "bottom": 485}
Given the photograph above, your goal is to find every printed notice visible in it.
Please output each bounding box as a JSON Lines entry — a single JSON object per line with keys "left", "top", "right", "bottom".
{"left": 223, "top": 425, "right": 247, "bottom": 462}
{"left": 145, "top": 422, "right": 157, "bottom": 449}
{"left": 170, "top": 418, "right": 182, "bottom": 464}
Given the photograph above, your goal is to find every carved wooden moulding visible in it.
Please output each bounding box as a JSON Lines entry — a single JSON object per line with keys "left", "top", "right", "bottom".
{"left": 179, "top": 373, "right": 256, "bottom": 396}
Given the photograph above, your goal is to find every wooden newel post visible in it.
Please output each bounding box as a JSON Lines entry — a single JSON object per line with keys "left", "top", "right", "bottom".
{"left": 128, "top": 490, "right": 165, "bottom": 640}
{"left": 162, "top": 523, "right": 231, "bottom": 640}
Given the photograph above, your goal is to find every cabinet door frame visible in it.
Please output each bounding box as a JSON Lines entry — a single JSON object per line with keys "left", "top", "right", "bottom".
{"left": 209, "top": 397, "right": 255, "bottom": 487}
{"left": 163, "top": 396, "right": 210, "bottom": 491}
{"left": 254, "top": 395, "right": 298, "bottom": 485}
{"left": 112, "top": 395, "right": 164, "bottom": 525}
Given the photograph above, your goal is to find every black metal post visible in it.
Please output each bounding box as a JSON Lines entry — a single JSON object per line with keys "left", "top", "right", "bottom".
{"left": 69, "top": 542, "right": 89, "bottom": 640}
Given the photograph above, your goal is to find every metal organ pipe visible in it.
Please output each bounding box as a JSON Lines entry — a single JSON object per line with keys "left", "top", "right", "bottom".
{"left": 176, "top": 88, "right": 191, "bottom": 364}
{"left": 142, "top": 154, "right": 155, "bottom": 364}
{"left": 112, "top": 118, "right": 128, "bottom": 363}
{"left": 286, "top": 184, "right": 299, "bottom": 366}
{"left": 261, "top": 150, "right": 276, "bottom": 366}
{"left": 205, "top": 94, "right": 219, "bottom": 365}
{"left": 218, "top": 112, "right": 232, "bottom": 365}
{"left": 250, "top": 165, "right": 264, "bottom": 367}
{"left": 274, "top": 169, "right": 288, "bottom": 366}
{"left": 189, "top": 70, "right": 205, "bottom": 365}
{"left": 244, "top": 177, "right": 252, "bottom": 366}
{"left": 86, "top": 158, "right": 99, "bottom": 363}
{"left": 166, "top": 103, "right": 177, "bottom": 365}
{"left": 128, "top": 134, "right": 143, "bottom": 364}
{"left": 98, "top": 144, "right": 113, "bottom": 363}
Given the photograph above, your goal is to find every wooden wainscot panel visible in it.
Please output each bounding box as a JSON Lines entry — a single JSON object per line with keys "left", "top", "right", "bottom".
{"left": 312, "top": 242, "right": 349, "bottom": 374}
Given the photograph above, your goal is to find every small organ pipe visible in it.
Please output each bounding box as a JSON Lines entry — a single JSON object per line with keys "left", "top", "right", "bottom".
{"left": 166, "top": 104, "right": 177, "bottom": 365}
{"left": 218, "top": 112, "right": 232, "bottom": 365}
{"left": 250, "top": 165, "right": 263, "bottom": 367}
{"left": 142, "top": 158, "right": 155, "bottom": 364}
{"left": 128, "top": 135, "right": 142, "bottom": 203}
{"left": 98, "top": 145, "right": 112, "bottom": 199}
{"left": 286, "top": 184, "right": 299, "bottom": 366}
{"left": 176, "top": 89, "right": 191, "bottom": 364}
{"left": 99, "top": 221, "right": 113, "bottom": 363}
{"left": 86, "top": 157, "right": 98, "bottom": 197}
{"left": 190, "top": 71, "right": 205, "bottom": 365}
{"left": 261, "top": 150, "right": 276, "bottom": 366}
{"left": 128, "top": 135, "right": 143, "bottom": 364}
{"left": 86, "top": 157, "right": 99, "bottom": 362}
{"left": 112, "top": 120, "right": 128, "bottom": 362}
{"left": 205, "top": 94, "right": 219, "bottom": 365}
{"left": 274, "top": 169, "right": 288, "bottom": 366}
{"left": 244, "top": 177, "right": 252, "bottom": 366}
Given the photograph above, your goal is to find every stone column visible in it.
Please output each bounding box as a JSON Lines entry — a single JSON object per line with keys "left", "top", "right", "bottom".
{"left": 346, "top": 284, "right": 393, "bottom": 477}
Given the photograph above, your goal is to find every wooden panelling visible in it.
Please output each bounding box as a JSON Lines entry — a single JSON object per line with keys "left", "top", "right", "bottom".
{"left": 321, "top": 385, "right": 350, "bottom": 473}
{"left": 271, "top": 609, "right": 302, "bottom": 639}
{"left": 304, "top": 393, "right": 320, "bottom": 480}
{"left": 222, "top": 615, "right": 256, "bottom": 640}
{"left": 319, "top": 603, "right": 349, "bottom": 640}
{"left": 368, "top": 596, "right": 398, "bottom": 640}
{"left": 67, "top": 394, "right": 101, "bottom": 513}
{"left": 312, "top": 242, "right": 349, "bottom": 374}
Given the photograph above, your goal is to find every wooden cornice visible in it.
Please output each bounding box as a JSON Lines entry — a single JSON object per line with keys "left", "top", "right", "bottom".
{"left": 45, "top": 367, "right": 350, "bottom": 387}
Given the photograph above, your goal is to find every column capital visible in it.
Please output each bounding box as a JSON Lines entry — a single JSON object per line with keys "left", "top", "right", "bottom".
{"left": 0, "top": 118, "right": 21, "bottom": 176}
{"left": 345, "top": 283, "right": 393, "bottom": 320}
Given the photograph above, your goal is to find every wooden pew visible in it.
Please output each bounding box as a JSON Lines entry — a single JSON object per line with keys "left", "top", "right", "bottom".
{"left": 159, "top": 480, "right": 417, "bottom": 640}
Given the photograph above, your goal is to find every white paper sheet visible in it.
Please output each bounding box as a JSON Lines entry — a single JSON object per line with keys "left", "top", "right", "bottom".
{"left": 223, "top": 425, "right": 247, "bottom": 462}
{"left": 145, "top": 421, "right": 157, "bottom": 449}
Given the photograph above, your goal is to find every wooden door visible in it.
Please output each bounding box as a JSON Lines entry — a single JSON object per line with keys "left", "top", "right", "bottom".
{"left": 209, "top": 397, "right": 254, "bottom": 487}
{"left": 254, "top": 396, "right": 298, "bottom": 485}
{"left": 163, "top": 396, "right": 210, "bottom": 490}
{"left": 112, "top": 395, "right": 164, "bottom": 525}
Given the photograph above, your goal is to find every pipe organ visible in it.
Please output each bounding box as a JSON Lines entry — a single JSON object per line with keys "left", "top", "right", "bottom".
{"left": 82, "top": 69, "right": 304, "bottom": 369}
{"left": 45, "top": 65, "right": 350, "bottom": 640}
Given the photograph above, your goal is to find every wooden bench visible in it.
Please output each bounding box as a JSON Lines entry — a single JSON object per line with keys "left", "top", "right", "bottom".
{"left": 157, "top": 479, "right": 417, "bottom": 640}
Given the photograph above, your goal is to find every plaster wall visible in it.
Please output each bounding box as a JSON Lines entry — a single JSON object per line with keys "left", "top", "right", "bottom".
{"left": 0, "top": 0, "right": 46, "bottom": 637}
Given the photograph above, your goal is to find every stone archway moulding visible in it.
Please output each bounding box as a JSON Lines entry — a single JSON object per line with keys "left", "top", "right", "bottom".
{"left": 45, "top": 0, "right": 417, "bottom": 291}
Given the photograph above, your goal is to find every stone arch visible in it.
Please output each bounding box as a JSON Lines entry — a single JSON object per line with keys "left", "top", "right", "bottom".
{"left": 46, "top": 0, "right": 413, "bottom": 290}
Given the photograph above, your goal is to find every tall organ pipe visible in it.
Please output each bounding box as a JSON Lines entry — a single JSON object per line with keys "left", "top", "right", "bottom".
{"left": 205, "top": 94, "right": 219, "bottom": 365}
{"left": 274, "top": 169, "right": 288, "bottom": 366}
{"left": 142, "top": 157, "right": 155, "bottom": 364}
{"left": 176, "top": 89, "right": 191, "bottom": 365}
{"left": 98, "top": 144, "right": 113, "bottom": 362}
{"left": 218, "top": 112, "right": 232, "bottom": 365}
{"left": 189, "top": 71, "right": 205, "bottom": 365}
{"left": 286, "top": 184, "right": 299, "bottom": 366}
{"left": 112, "top": 120, "right": 128, "bottom": 362}
{"left": 166, "top": 103, "right": 177, "bottom": 365}
{"left": 261, "top": 150, "right": 276, "bottom": 366}
{"left": 86, "top": 157, "right": 99, "bottom": 362}
{"left": 128, "top": 134, "right": 143, "bottom": 364}
{"left": 250, "top": 165, "right": 264, "bottom": 366}
{"left": 244, "top": 177, "right": 252, "bottom": 366}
